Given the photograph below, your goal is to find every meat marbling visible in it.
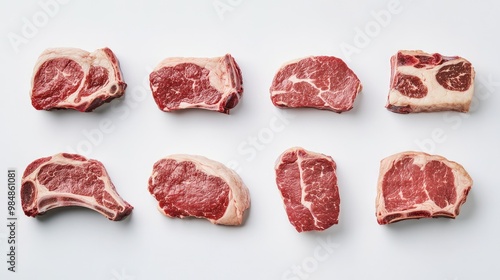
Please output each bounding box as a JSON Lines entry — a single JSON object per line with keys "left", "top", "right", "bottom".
{"left": 386, "top": 50, "right": 475, "bottom": 113}
{"left": 270, "top": 56, "right": 362, "bottom": 113}
{"left": 275, "top": 147, "right": 341, "bottom": 232}
{"left": 30, "top": 47, "right": 126, "bottom": 112}
{"left": 376, "top": 151, "right": 472, "bottom": 224}
{"left": 21, "top": 153, "right": 133, "bottom": 221}
{"left": 148, "top": 154, "right": 250, "bottom": 226}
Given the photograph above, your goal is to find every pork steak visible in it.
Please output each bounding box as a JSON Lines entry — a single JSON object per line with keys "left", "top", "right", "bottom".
{"left": 275, "top": 147, "right": 340, "bottom": 232}
{"left": 148, "top": 154, "right": 250, "bottom": 226}
{"left": 386, "top": 50, "right": 475, "bottom": 113}
{"left": 21, "top": 153, "right": 133, "bottom": 221}
{"left": 149, "top": 54, "right": 243, "bottom": 114}
{"left": 31, "top": 47, "right": 127, "bottom": 112}
{"left": 376, "top": 151, "right": 472, "bottom": 225}
{"left": 270, "top": 56, "right": 362, "bottom": 113}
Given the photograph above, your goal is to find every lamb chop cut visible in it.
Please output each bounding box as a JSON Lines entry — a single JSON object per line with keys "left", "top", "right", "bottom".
{"left": 21, "top": 153, "right": 133, "bottom": 221}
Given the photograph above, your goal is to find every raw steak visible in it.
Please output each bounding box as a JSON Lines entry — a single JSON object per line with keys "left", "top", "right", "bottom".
{"left": 31, "top": 47, "right": 127, "bottom": 112}
{"left": 274, "top": 147, "right": 340, "bottom": 232}
{"left": 148, "top": 154, "right": 250, "bottom": 225}
{"left": 149, "top": 54, "right": 243, "bottom": 114}
{"left": 21, "top": 153, "right": 133, "bottom": 221}
{"left": 376, "top": 151, "right": 472, "bottom": 225}
{"left": 270, "top": 56, "right": 362, "bottom": 113}
{"left": 386, "top": 50, "right": 475, "bottom": 113}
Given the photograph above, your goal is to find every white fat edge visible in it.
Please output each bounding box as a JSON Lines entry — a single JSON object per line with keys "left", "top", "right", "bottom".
{"left": 377, "top": 199, "right": 456, "bottom": 219}
{"left": 207, "top": 56, "right": 240, "bottom": 96}
{"left": 36, "top": 192, "right": 101, "bottom": 214}
{"left": 176, "top": 101, "right": 220, "bottom": 111}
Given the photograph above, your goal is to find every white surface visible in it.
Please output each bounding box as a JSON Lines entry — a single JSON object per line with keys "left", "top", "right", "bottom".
{"left": 1, "top": 1, "right": 499, "bottom": 279}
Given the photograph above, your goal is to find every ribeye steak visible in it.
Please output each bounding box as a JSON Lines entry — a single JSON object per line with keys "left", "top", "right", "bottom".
{"left": 270, "top": 56, "right": 362, "bottom": 113}
{"left": 148, "top": 154, "right": 250, "bottom": 225}
{"left": 21, "top": 153, "right": 133, "bottom": 221}
{"left": 149, "top": 54, "right": 243, "bottom": 114}
{"left": 376, "top": 151, "right": 472, "bottom": 225}
{"left": 275, "top": 147, "right": 340, "bottom": 232}
{"left": 31, "top": 47, "right": 127, "bottom": 112}
{"left": 386, "top": 50, "right": 475, "bottom": 113}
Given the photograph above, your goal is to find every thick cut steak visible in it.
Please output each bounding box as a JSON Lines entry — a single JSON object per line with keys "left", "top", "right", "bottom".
{"left": 386, "top": 50, "right": 475, "bottom": 113}
{"left": 270, "top": 56, "right": 362, "bottom": 113}
{"left": 376, "top": 151, "right": 472, "bottom": 225}
{"left": 275, "top": 147, "right": 340, "bottom": 232}
{"left": 148, "top": 154, "right": 250, "bottom": 225}
{"left": 21, "top": 153, "right": 133, "bottom": 221}
{"left": 149, "top": 54, "right": 243, "bottom": 114}
{"left": 31, "top": 47, "right": 126, "bottom": 112}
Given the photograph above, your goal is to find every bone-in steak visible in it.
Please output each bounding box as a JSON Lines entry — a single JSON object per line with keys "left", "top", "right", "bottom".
{"left": 31, "top": 47, "right": 126, "bottom": 112}
{"left": 149, "top": 54, "right": 243, "bottom": 114}
{"left": 270, "top": 56, "right": 362, "bottom": 113}
{"left": 386, "top": 50, "right": 475, "bottom": 113}
{"left": 376, "top": 151, "right": 472, "bottom": 224}
{"left": 148, "top": 154, "right": 250, "bottom": 226}
{"left": 21, "top": 153, "right": 133, "bottom": 221}
{"left": 275, "top": 147, "right": 340, "bottom": 232}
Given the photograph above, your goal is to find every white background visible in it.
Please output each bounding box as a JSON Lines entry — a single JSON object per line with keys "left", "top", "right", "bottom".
{"left": 1, "top": 0, "right": 499, "bottom": 279}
